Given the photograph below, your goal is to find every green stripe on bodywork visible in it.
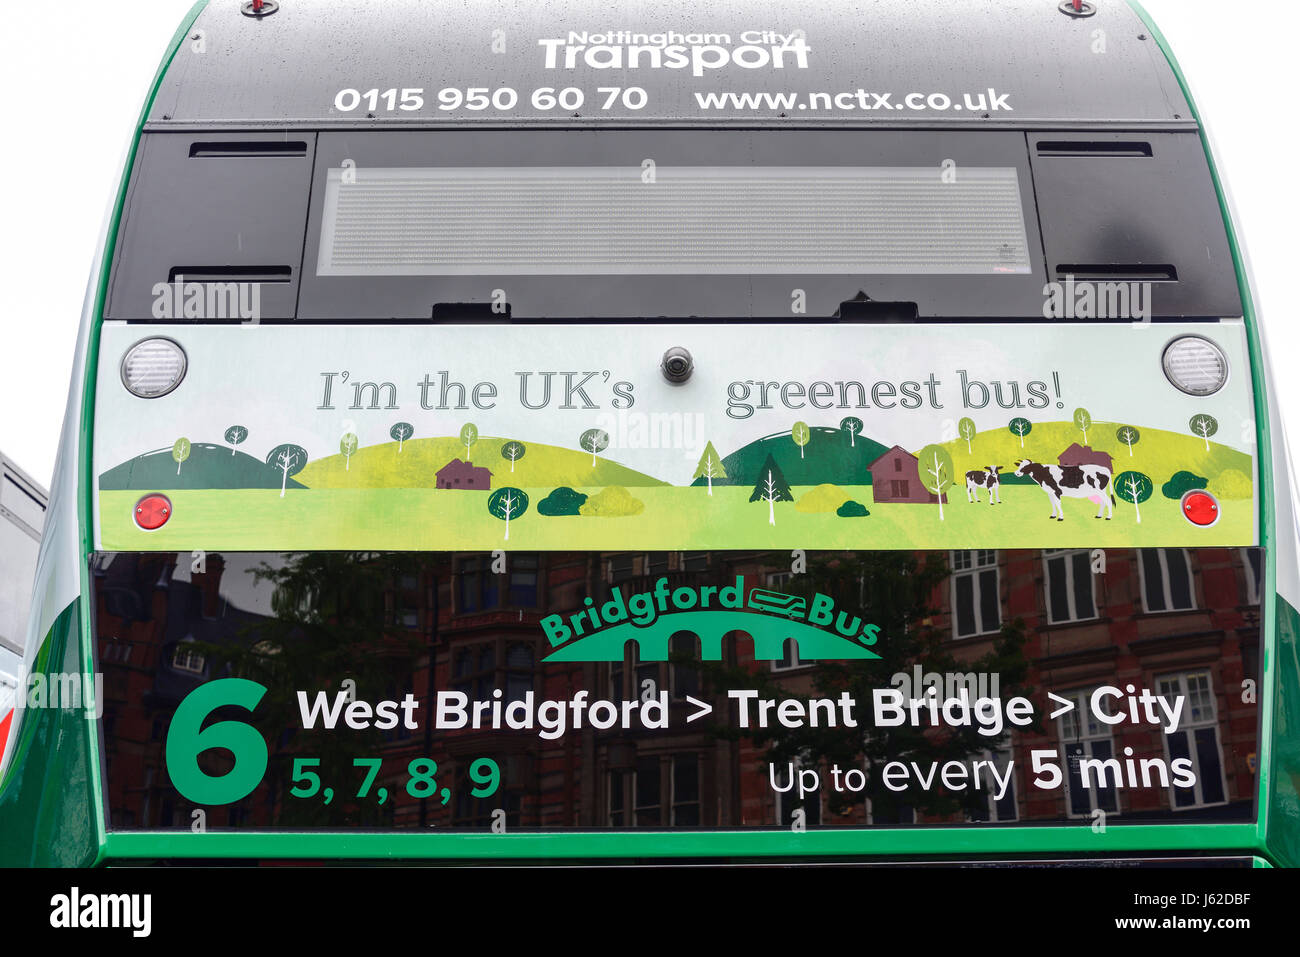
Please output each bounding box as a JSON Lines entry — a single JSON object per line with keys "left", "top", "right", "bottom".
{"left": 1130, "top": 1, "right": 1282, "bottom": 863}
{"left": 63, "top": 0, "right": 209, "bottom": 866}
{"left": 0, "top": 604, "right": 97, "bottom": 867}
{"left": 1266, "top": 595, "right": 1300, "bottom": 867}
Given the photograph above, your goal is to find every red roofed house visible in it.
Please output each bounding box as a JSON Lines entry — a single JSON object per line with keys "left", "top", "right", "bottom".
{"left": 1058, "top": 443, "right": 1114, "bottom": 472}
{"left": 867, "top": 446, "right": 947, "bottom": 504}
{"left": 436, "top": 458, "right": 492, "bottom": 490}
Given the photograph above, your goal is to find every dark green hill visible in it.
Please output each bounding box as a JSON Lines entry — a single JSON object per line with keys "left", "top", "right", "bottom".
{"left": 695, "top": 427, "right": 890, "bottom": 488}
{"left": 100, "top": 444, "right": 306, "bottom": 491}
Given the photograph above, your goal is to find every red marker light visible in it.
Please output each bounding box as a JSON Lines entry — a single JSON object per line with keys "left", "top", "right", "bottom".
{"left": 1182, "top": 491, "right": 1220, "bottom": 528}
{"left": 134, "top": 494, "right": 172, "bottom": 531}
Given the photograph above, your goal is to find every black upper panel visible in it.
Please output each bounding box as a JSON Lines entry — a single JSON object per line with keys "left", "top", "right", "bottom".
{"left": 147, "top": 0, "right": 1192, "bottom": 129}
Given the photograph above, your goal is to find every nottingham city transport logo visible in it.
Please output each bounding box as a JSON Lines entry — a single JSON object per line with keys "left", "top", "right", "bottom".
{"left": 541, "top": 576, "right": 881, "bottom": 663}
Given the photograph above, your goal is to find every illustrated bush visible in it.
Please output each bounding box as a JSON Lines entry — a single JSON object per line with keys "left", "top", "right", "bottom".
{"left": 579, "top": 486, "right": 645, "bottom": 517}
{"left": 1161, "top": 470, "right": 1209, "bottom": 500}
{"left": 837, "top": 501, "right": 870, "bottom": 518}
{"left": 1211, "top": 469, "right": 1254, "bottom": 500}
{"left": 795, "top": 484, "right": 851, "bottom": 514}
{"left": 537, "top": 487, "right": 589, "bottom": 516}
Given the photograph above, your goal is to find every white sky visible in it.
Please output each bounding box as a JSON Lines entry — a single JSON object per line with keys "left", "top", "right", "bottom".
{"left": 0, "top": 0, "right": 1296, "bottom": 488}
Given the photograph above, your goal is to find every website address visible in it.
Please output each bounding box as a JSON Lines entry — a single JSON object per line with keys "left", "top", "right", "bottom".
{"left": 1114, "top": 916, "right": 1251, "bottom": 931}
{"left": 694, "top": 88, "right": 1013, "bottom": 113}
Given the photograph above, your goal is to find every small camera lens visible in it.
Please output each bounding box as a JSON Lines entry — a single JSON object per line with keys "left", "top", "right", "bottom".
{"left": 661, "top": 347, "right": 694, "bottom": 383}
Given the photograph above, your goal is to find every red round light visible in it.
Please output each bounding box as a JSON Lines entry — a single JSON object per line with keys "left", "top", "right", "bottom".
{"left": 1182, "top": 491, "right": 1220, "bottom": 527}
{"left": 134, "top": 494, "right": 172, "bottom": 531}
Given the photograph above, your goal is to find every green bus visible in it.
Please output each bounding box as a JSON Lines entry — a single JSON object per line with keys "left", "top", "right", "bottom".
{"left": 1, "top": 0, "right": 1296, "bottom": 868}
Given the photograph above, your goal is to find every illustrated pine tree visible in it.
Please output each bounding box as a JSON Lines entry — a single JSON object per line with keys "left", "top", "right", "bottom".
{"left": 693, "top": 441, "right": 727, "bottom": 496}
{"left": 748, "top": 453, "right": 793, "bottom": 526}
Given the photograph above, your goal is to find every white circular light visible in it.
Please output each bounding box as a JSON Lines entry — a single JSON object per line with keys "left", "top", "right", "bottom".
{"left": 1162, "top": 336, "right": 1228, "bottom": 397}
{"left": 120, "top": 337, "right": 187, "bottom": 398}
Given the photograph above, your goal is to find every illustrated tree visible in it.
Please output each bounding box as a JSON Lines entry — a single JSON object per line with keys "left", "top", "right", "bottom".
{"left": 460, "top": 423, "right": 479, "bottom": 460}
{"left": 840, "top": 417, "right": 864, "bottom": 448}
{"left": 1116, "top": 425, "right": 1141, "bottom": 457}
{"left": 501, "top": 440, "right": 527, "bottom": 473}
{"left": 918, "top": 444, "right": 955, "bottom": 521}
{"left": 224, "top": 425, "right": 248, "bottom": 457}
{"left": 267, "top": 443, "right": 308, "bottom": 498}
{"left": 1073, "top": 407, "right": 1093, "bottom": 445}
{"left": 1115, "top": 470, "right": 1153, "bottom": 524}
{"left": 580, "top": 428, "right": 610, "bottom": 467}
{"left": 1008, "top": 417, "right": 1033, "bottom": 449}
{"left": 487, "top": 487, "right": 529, "bottom": 541}
{"left": 172, "top": 437, "right": 191, "bottom": 476}
{"left": 958, "top": 417, "right": 977, "bottom": 455}
{"left": 748, "top": 453, "right": 794, "bottom": 526}
{"left": 791, "top": 421, "right": 811, "bottom": 459}
{"left": 390, "top": 422, "right": 414, "bottom": 453}
{"left": 1190, "top": 414, "right": 1219, "bottom": 452}
{"left": 340, "top": 432, "right": 359, "bottom": 471}
{"left": 693, "top": 441, "right": 727, "bottom": 496}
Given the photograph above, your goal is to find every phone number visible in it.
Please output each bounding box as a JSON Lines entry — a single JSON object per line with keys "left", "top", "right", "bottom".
{"left": 333, "top": 86, "right": 649, "bottom": 113}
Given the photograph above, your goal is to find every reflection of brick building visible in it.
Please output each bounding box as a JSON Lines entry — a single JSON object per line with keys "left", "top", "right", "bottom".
{"left": 96, "top": 545, "right": 1262, "bottom": 832}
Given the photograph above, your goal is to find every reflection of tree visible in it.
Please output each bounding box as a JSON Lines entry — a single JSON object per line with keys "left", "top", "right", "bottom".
{"left": 696, "top": 551, "right": 1032, "bottom": 823}
{"left": 203, "top": 552, "right": 429, "bottom": 827}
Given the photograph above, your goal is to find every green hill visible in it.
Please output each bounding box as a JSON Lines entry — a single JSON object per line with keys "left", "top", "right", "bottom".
{"left": 942, "top": 421, "right": 1252, "bottom": 492}
{"left": 298, "top": 435, "right": 668, "bottom": 490}
{"left": 100, "top": 444, "right": 303, "bottom": 491}
{"left": 697, "top": 426, "right": 890, "bottom": 489}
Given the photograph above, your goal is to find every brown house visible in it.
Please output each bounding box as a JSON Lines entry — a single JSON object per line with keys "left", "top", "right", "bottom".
{"left": 1058, "top": 443, "right": 1114, "bottom": 471}
{"left": 867, "top": 446, "right": 947, "bottom": 504}
{"left": 436, "top": 458, "right": 492, "bottom": 490}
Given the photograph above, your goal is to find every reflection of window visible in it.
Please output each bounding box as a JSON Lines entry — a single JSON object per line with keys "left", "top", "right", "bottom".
{"left": 1043, "top": 549, "right": 1097, "bottom": 624}
{"left": 170, "top": 644, "right": 206, "bottom": 675}
{"left": 457, "top": 557, "right": 499, "bottom": 612}
{"left": 505, "top": 644, "right": 534, "bottom": 703}
{"left": 669, "top": 634, "right": 700, "bottom": 699}
{"left": 1157, "top": 671, "right": 1226, "bottom": 809}
{"left": 635, "top": 755, "right": 662, "bottom": 826}
{"left": 776, "top": 758, "right": 821, "bottom": 827}
{"left": 608, "top": 770, "right": 627, "bottom": 826}
{"left": 866, "top": 799, "right": 916, "bottom": 826}
{"left": 1058, "top": 688, "right": 1119, "bottom": 817}
{"left": 1141, "top": 549, "right": 1195, "bottom": 613}
{"left": 453, "top": 644, "right": 495, "bottom": 702}
{"left": 394, "top": 573, "right": 420, "bottom": 628}
{"left": 951, "top": 550, "right": 1000, "bottom": 638}
{"left": 610, "top": 555, "right": 636, "bottom": 583}
{"left": 454, "top": 781, "right": 520, "bottom": 828}
{"left": 682, "top": 552, "right": 710, "bottom": 572}
{"left": 508, "top": 555, "right": 539, "bottom": 607}
{"left": 771, "top": 638, "right": 811, "bottom": 673}
{"left": 646, "top": 553, "right": 670, "bottom": 577}
{"left": 968, "top": 749, "right": 1017, "bottom": 822}
{"left": 672, "top": 755, "right": 701, "bottom": 825}
{"left": 1242, "top": 549, "right": 1263, "bottom": 605}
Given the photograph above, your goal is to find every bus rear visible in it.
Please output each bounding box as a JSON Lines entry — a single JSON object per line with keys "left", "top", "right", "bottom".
{"left": 2, "top": 0, "right": 1297, "bottom": 868}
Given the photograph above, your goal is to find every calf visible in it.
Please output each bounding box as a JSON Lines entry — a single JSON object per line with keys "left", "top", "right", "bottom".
{"left": 1014, "top": 459, "right": 1115, "bottom": 521}
{"left": 965, "top": 466, "right": 1003, "bottom": 504}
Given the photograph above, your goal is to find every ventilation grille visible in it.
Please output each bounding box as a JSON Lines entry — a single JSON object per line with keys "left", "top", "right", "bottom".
{"left": 316, "top": 166, "right": 1033, "bottom": 277}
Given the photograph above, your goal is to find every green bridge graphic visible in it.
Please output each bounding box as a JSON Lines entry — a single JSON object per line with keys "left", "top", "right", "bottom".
{"left": 542, "top": 612, "right": 880, "bottom": 663}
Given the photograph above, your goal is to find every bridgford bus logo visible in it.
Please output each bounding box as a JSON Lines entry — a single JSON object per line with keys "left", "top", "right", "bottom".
{"left": 541, "top": 576, "right": 880, "bottom": 663}
{"left": 538, "top": 31, "right": 813, "bottom": 76}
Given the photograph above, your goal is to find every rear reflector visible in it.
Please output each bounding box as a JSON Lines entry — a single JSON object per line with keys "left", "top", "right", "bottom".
{"left": 134, "top": 494, "right": 172, "bottom": 531}
{"left": 1182, "top": 491, "right": 1220, "bottom": 528}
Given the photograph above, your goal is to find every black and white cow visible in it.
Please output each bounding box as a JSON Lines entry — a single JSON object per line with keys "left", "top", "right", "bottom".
{"left": 1014, "top": 459, "right": 1115, "bottom": 521}
{"left": 965, "top": 466, "right": 1003, "bottom": 504}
